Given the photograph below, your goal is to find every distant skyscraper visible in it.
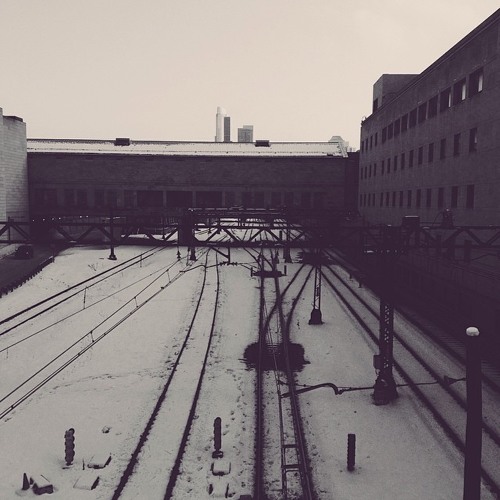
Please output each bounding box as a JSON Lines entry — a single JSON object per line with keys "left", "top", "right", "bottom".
{"left": 238, "top": 125, "right": 254, "bottom": 143}
{"left": 215, "top": 107, "right": 229, "bottom": 142}
{"left": 224, "top": 116, "right": 231, "bottom": 142}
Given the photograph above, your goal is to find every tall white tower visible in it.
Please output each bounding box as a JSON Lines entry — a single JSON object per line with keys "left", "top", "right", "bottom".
{"left": 215, "top": 106, "right": 226, "bottom": 142}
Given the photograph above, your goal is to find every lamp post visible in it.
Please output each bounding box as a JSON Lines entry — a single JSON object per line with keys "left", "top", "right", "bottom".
{"left": 463, "top": 326, "right": 482, "bottom": 500}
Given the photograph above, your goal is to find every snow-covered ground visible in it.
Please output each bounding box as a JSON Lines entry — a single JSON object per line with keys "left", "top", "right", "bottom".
{"left": 0, "top": 245, "right": 496, "bottom": 499}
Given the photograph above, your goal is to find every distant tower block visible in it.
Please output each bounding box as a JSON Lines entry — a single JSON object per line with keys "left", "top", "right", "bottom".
{"left": 215, "top": 107, "right": 227, "bottom": 142}
{"left": 238, "top": 125, "right": 254, "bottom": 143}
{"left": 224, "top": 116, "right": 231, "bottom": 142}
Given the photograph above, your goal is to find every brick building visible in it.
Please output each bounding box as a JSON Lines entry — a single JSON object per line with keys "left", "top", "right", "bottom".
{"left": 0, "top": 108, "right": 28, "bottom": 222}
{"left": 357, "top": 10, "right": 500, "bottom": 357}
{"left": 358, "top": 9, "right": 500, "bottom": 227}
{"left": 27, "top": 138, "right": 357, "bottom": 218}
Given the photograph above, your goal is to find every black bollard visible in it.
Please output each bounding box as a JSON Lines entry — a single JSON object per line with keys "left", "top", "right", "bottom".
{"left": 347, "top": 433, "right": 356, "bottom": 471}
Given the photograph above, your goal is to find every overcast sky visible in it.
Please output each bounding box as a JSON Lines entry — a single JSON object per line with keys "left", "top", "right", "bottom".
{"left": 1, "top": 1, "right": 498, "bottom": 148}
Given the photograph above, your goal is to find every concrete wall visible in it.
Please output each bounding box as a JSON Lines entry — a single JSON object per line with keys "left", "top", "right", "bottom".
{"left": 358, "top": 10, "right": 500, "bottom": 226}
{"left": 0, "top": 108, "right": 28, "bottom": 221}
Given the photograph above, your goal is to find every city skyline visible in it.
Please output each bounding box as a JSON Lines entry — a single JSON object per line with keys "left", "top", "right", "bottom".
{"left": 0, "top": 1, "right": 498, "bottom": 148}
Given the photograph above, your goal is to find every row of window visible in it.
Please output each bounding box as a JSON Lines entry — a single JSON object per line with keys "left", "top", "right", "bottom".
{"left": 360, "top": 127, "right": 477, "bottom": 180}
{"left": 33, "top": 188, "right": 327, "bottom": 210}
{"left": 361, "top": 67, "right": 484, "bottom": 153}
{"left": 359, "top": 184, "right": 475, "bottom": 210}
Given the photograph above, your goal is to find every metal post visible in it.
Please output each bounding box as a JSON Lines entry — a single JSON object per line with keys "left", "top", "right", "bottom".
{"left": 108, "top": 208, "right": 117, "bottom": 260}
{"left": 284, "top": 226, "right": 292, "bottom": 263}
{"left": 463, "top": 326, "right": 482, "bottom": 500}
{"left": 309, "top": 248, "right": 323, "bottom": 325}
{"left": 372, "top": 226, "right": 398, "bottom": 405}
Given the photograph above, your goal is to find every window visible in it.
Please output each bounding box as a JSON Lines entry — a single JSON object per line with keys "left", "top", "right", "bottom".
{"left": 416, "top": 189, "right": 422, "bottom": 208}
{"left": 399, "top": 191, "right": 404, "bottom": 207}
{"left": 124, "top": 190, "right": 134, "bottom": 208}
{"left": 451, "top": 186, "right": 459, "bottom": 208}
{"left": 440, "top": 87, "right": 452, "bottom": 112}
{"left": 392, "top": 191, "right": 396, "bottom": 207}
{"left": 379, "top": 192, "right": 383, "bottom": 207}
{"left": 381, "top": 160, "right": 385, "bottom": 175}
{"left": 418, "top": 146, "right": 423, "bottom": 165}
{"left": 64, "top": 189, "right": 75, "bottom": 207}
{"left": 401, "top": 114, "right": 408, "bottom": 132}
{"left": 374, "top": 162, "right": 377, "bottom": 176}
{"left": 107, "top": 190, "right": 118, "bottom": 208}
{"left": 409, "top": 108, "right": 417, "bottom": 128}
{"left": 284, "top": 192, "right": 294, "bottom": 207}
{"left": 95, "top": 190, "right": 105, "bottom": 208}
{"left": 387, "top": 158, "right": 391, "bottom": 173}
{"left": 35, "top": 188, "right": 57, "bottom": 208}
{"left": 388, "top": 123, "right": 394, "bottom": 140}
{"left": 418, "top": 103, "right": 427, "bottom": 123}
{"left": 393, "top": 155, "right": 398, "bottom": 171}
{"left": 428, "top": 143, "right": 434, "bottom": 163}
{"left": 370, "top": 136, "right": 373, "bottom": 149}
{"left": 401, "top": 152, "right": 406, "bottom": 169}
{"left": 440, "top": 138, "right": 447, "bottom": 159}
{"left": 428, "top": 95, "right": 438, "bottom": 118}
{"left": 382, "top": 127, "right": 387, "bottom": 143}
{"left": 225, "top": 191, "right": 236, "bottom": 207}
{"left": 374, "top": 132, "right": 378, "bottom": 146}
{"left": 466, "top": 185, "right": 475, "bottom": 208}
{"left": 469, "top": 67, "right": 484, "bottom": 96}
{"left": 76, "top": 190, "right": 87, "bottom": 207}
{"left": 452, "top": 79, "right": 467, "bottom": 104}
{"left": 409, "top": 149, "right": 414, "bottom": 167}
{"left": 369, "top": 164, "right": 372, "bottom": 177}
{"left": 394, "top": 118, "right": 401, "bottom": 136}
{"left": 426, "top": 188, "right": 432, "bottom": 208}
{"left": 385, "top": 192, "right": 390, "bottom": 207}
{"left": 407, "top": 190, "right": 412, "bottom": 208}
{"left": 469, "top": 128, "right": 478, "bottom": 152}
{"left": 453, "top": 133, "right": 461, "bottom": 156}
{"left": 437, "top": 187, "right": 444, "bottom": 208}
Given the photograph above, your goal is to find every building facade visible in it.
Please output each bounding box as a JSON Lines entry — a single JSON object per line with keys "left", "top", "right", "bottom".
{"left": 358, "top": 9, "right": 500, "bottom": 227}
{"left": 0, "top": 108, "right": 28, "bottom": 222}
{"left": 238, "top": 125, "right": 254, "bottom": 143}
{"left": 27, "top": 138, "right": 356, "bottom": 218}
{"left": 215, "top": 107, "right": 228, "bottom": 143}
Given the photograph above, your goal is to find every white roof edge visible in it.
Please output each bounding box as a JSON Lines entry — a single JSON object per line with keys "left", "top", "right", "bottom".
{"left": 27, "top": 138, "right": 348, "bottom": 158}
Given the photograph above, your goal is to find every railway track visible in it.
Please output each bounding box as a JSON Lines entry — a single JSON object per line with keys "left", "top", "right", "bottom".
{"left": 0, "top": 246, "right": 197, "bottom": 421}
{"left": 254, "top": 246, "right": 316, "bottom": 500}
{"left": 320, "top": 255, "right": 500, "bottom": 498}
{"left": 111, "top": 249, "right": 221, "bottom": 499}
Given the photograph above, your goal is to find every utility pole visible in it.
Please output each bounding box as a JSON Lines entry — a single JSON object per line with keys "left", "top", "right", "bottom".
{"left": 372, "top": 225, "right": 399, "bottom": 405}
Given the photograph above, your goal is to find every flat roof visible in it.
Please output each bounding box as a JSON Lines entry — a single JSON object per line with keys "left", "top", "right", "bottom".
{"left": 27, "top": 139, "right": 347, "bottom": 158}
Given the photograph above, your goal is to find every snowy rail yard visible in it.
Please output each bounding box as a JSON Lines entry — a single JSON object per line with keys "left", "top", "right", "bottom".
{"left": 0, "top": 243, "right": 499, "bottom": 499}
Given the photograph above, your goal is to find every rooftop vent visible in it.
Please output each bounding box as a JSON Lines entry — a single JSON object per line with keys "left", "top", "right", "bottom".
{"left": 255, "top": 139, "right": 270, "bottom": 147}
{"left": 114, "top": 137, "right": 130, "bottom": 146}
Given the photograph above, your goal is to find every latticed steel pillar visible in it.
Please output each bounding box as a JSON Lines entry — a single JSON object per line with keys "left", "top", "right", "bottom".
{"left": 372, "top": 226, "right": 400, "bottom": 405}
